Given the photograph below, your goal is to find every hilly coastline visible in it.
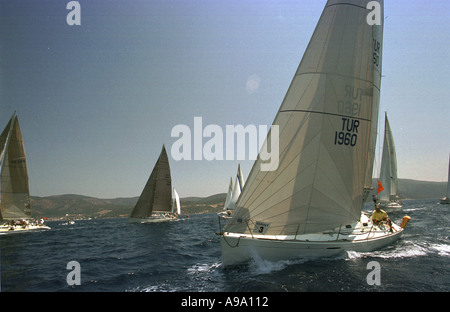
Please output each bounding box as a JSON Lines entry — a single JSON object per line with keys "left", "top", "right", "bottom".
{"left": 30, "top": 179, "right": 447, "bottom": 220}
{"left": 30, "top": 193, "right": 227, "bottom": 220}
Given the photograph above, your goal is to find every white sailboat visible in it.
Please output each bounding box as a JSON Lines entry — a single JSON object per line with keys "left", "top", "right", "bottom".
{"left": 378, "top": 113, "right": 402, "bottom": 208}
{"left": 218, "top": 164, "right": 245, "bottom": 218}
{"left": 0, "top": 112, "right": 50, "bottom": 234}
{"left": 440, "top": 154, "right": 450, "bottom": 204}
{"left": 218, "top": 177, "right": 234, "bottom": 219}
{"left": 224, "top": 177, "right": 234, "bottom": 210}
{"left": 218, "top": 0, "right": 410, "bottom": 266}
{"left": 129, "top": 145, "right": 180, "bottom": 223}
{"left": 173, "top": 188, "right": 181, "bottom": 214}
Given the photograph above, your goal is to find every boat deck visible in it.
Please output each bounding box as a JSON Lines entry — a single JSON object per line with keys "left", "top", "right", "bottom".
{"left": 222, "top": 214, "right": 402, "bottom": 243}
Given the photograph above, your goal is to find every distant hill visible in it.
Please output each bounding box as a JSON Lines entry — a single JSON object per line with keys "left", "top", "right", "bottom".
{"left": 30, "top": 193, "right": 227, "bottom": 220}
{"left": 30, "top": 179, "right": 446, "bottom": 220}
{"left": 370, "top": 178, "right": 446, "bottom": 200}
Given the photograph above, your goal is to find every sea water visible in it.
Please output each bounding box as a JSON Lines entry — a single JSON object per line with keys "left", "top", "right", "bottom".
{"left": 1, "top": 198, "right": 448, "bottom": 293}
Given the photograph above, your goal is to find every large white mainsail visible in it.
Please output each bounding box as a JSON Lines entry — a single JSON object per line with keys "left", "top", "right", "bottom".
{"left": 378, "top": 112, "right": 401, "bottom": 207}
{"left": 219, "top": 0, "right": 407, "bottom": 266}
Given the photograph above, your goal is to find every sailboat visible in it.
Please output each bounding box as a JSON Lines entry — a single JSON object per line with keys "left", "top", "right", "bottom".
{"left": 0, "top": 112, "right": 50, "bottom": 233}
{"left": 378, "top": 113, "right": 402, "bottom": 208}
{"left": 129, "top": 145, "right": 181, "bottom": 223}
{"left": 440, "top": 154, "right": 450, "bottom": 204}
{"left": 217, "top": 0, "right": 410, "bottom": 266}
{"left": 219, "top": 177, "right": 234, "bottom": 219}
{"left": 173, "top": 188, "right": 181, "bottom": 214}
{"left": 219, "top": 164, "right": 245, "bottom": 218}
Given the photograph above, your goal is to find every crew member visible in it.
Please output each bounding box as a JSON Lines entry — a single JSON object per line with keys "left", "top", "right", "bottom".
{"left": 371, "top": 203, "right": 393, "bottom": 232}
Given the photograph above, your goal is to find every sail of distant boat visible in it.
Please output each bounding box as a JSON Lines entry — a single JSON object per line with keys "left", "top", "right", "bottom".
{"left": 0, "top": 112, "right": 31, "bottom": 221}
{"left": 227, "top": 164, "right": 245, "bottom": 210}
{"left": 223, "top": 177, "right": 233, "bottom": 210}
{"left": 218, "top": 0, "right": 409, "bottom": 266}
{"left": 129, "top": 145, "right": 180, "bottom": 222}
{"left": 378, "top": 113, "right": 402, "bottom": 208}
{"left": 0, "top": 112, "right": 50, "bottom": 233}
{"left": 219, "top": 165, "right": 245, "bottom": 220}
{"left": 173, "top": 188, "right": 181, "bottom": 214}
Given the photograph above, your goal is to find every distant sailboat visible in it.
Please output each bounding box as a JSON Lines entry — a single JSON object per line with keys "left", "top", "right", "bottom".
{"left": 173, "top": 188, "right": 181, "bottom": 214}
{"left": 378, "top": 113, "right": 402, "bottom": 208}
{"left": 0, "top": 112, "right": 50, "bottom": 233}
{"left": 218, "top": 164, "right": 245, "bottom": 218}
{"left": 129, "top": 145, "right": 180, "bottom": 223}
{"left": 223, "top": 177, "right": 233, "bottom": 210}
{"left": 440, "top": 154, "right": 450, "bottom": 204}
{"left": 218, "top": 0, "right": 409, "bottom": 266}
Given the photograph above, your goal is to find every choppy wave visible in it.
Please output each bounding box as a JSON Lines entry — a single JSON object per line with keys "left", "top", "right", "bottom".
{"left": 1, "top": 199, "right": 449, "bottom": 292}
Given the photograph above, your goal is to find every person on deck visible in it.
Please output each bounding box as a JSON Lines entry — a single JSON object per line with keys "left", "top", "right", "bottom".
{"left": 371, "top": 203, "right": 393, "bottom": 231}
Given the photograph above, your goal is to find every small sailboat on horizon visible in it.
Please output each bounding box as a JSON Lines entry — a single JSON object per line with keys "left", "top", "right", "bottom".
{"left": 217, "top": 0, "right": 410, "bottom": 266}
{"left": 129, "top": 145, "right": 181, "bottom": 223}
{"left": 440, "top": 154, "right": 450, "bottom": 204}
{"left": 218, "top": 164, "right": 245, "bottom": 219}
{"left": 378, "top": 112, "right": 402, "bottom": 209}
{"left": 0, "top": 112, "right": 50, "bottom": 234}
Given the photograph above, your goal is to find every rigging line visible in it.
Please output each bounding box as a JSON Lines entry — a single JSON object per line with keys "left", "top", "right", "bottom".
{"left": 279, "top": 109, "right": 371, "bottom": 122}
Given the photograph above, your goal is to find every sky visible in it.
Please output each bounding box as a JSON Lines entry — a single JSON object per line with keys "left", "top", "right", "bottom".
{"left": 1, "top": 0, "right": 449, "bottom": 199}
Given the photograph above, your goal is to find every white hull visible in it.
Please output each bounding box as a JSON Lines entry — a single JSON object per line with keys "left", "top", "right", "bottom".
{"left": 0, "top": 224, "right": 50, "bottom": 234}
{"left": 129, "top": 214, "right": 178, "bottom": 223}
{"left": 440, "top": 197, "right": 450, "bottom": 204}
{"left": 219, "top": 213, "right": 403, "bottom": 266}
{"left": 379, "top": 201, "right": 403, "bottom": 209}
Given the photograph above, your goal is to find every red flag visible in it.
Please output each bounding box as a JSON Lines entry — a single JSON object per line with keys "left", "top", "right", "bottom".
{"left": 377, "top": 180, "right": 384, "bottom": 193}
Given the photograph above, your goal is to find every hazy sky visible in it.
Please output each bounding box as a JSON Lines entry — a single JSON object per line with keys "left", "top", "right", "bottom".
{"left": 1, "top": 0, "right": 449, "bottom": 199}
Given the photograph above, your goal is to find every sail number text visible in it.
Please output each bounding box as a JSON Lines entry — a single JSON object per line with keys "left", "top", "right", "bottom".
{"left": 334, "top": 118, "right": 359, "bottom": 147}
{"left": 373, "top": 39, "right": 381, "bottom": 68}
{"left": 337, "top": 85, "right": 363, "bottom": 117}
